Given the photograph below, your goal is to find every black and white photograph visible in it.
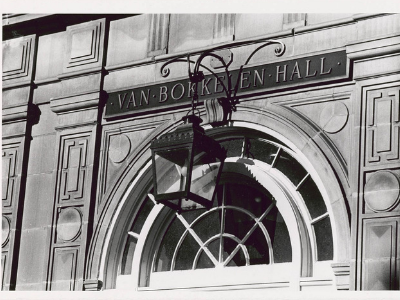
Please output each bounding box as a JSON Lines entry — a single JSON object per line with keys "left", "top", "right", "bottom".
{"left": 2, "top": 1, "right": 400, "bottom": 299}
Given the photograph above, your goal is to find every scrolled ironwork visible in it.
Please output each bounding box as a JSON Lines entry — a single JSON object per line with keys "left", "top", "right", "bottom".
{"left": 159, "top": 38, "right": 286, "bottom": 121}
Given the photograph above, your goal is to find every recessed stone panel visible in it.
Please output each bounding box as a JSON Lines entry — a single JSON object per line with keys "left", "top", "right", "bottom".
{"left": 319, "top": 102, "right": 349, "bottom": 133}
{"left": 56, "top": 208, "right": 82, "bottom": 242}
{"left": 3, "top": 42, "right": 25, "bottom": 74}
{"left": 364, "top": 171, "right": 400, "bottom": 212}
{"left": 70, "top": 30, "right": 95, "bottom": 59}
{"left": 50, "top": 247, "right": 79, "bottom": 290}
{"left": 366, "top": 87, "right": 400, "bottom": 166}
{"left": 2, "top": 35, "right": 35, "bottom": 86}
{"left": 60, "top": 137, "right": 89, "bottom": 202}
{"left": 362, "top": 219, "right": 398, "bottom": 290}
{"left": 63, "top": 19, "right": 105, "bottom": 74}
{"left": 108, "top": 134, "right": 131, "bottom": 163}
{"left": 2, "top": 216, "right": 11, "bottom": 247}
{"left": 2, "top": 148, "right": 17, "bottom": 208}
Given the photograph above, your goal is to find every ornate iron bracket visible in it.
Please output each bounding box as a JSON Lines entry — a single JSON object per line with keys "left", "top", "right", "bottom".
{"left": 160, "top": 38, "right": 286, "bottom": 123}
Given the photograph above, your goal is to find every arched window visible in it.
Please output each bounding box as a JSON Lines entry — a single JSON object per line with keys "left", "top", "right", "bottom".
{"left": 115, "top": 127, "right": 335, "bottom": 290}
{"left": 155, "top": 175, "right": 292, "bottom": 272}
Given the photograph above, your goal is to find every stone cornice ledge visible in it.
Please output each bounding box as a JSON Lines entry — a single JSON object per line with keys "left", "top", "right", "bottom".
{"left": 2, "top": 104, "right": 29, "bottom": 123}
{"left": 347, "top": 34, "right": 400, "bottom": 60}
{"left": 50, "top": 91, "right": 101, "bottom": 114}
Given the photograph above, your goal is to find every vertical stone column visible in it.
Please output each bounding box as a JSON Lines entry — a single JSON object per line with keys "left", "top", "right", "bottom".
{"left": 348, "top": 37, "right": 400, "bottom": 290}
{"left": 2, "top": 34, "right": 37, "bottom": 290}
{"left": 46, "top": 19, "right": 106, "bottom": 291}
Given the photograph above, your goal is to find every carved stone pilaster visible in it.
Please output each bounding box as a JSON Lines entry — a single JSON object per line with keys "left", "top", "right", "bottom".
{"left": 2, "top": 34, "right": 37, "bottom": 291}
{"left": 47, "top": 72, "right": 103, "bottom": 292}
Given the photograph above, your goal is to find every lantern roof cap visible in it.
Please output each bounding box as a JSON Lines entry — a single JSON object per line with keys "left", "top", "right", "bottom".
{"left": 151, "top": 114, "right": 205, "bottom": 148}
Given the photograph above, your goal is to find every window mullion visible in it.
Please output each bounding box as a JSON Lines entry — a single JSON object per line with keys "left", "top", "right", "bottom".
{"left": 271, "top": 147, "right": 281, "bottom": 168}
{"left": 176, "top": 214, "right": 219, "bottom": 266}
{"left": 223, "top": 201, "right": 275, "bottom": 266}
{"left": 219, "top": 185, "right": 226, "bottom": 264}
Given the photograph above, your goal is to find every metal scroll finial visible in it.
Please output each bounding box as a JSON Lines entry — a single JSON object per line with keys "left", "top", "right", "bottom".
{"left": 159, "top": 38, "right": 286, "bottom": 124}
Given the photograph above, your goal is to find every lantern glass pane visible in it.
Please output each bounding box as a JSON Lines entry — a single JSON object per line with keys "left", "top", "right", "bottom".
{"left": 155, "top": 148, "right": 190, "bottom": 195}
{"left": 190, "top": 153, "right": 222, "bottom": 203}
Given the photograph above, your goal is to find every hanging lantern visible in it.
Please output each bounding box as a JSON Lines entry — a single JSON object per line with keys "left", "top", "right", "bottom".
{"left": 151, "top": 38, "right": 285, "bottom": 213}
{"left": 149, "top": 115, "right": 226, "bottom": 213}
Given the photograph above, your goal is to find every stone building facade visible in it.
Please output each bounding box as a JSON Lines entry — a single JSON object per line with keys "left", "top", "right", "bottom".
{"left": 2, "top": 13, "right": 400, "bottom": 293}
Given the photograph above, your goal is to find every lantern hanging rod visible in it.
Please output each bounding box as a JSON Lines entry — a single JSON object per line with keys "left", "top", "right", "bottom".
{"left": 160, "top": 38, "right": 286, "bottom": 114}
{"left": 160, "top": 36, "right": 286, "bottom": 77}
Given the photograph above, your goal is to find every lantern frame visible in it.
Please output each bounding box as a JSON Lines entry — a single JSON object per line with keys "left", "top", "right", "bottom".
{"left": 150, "top": 115, "right": 226, "bottom": 212}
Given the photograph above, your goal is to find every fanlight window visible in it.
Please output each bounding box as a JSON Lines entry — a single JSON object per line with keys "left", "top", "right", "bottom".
{"left": 155, "top": 179, "right": 292, "bottom": 272}
{"left": 117, "top": 128, "right": 334, "bottom": 289}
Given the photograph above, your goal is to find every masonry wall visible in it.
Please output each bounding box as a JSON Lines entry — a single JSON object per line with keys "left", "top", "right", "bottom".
{"left": 2, "top": 13, "right": 400, "bottom": 291}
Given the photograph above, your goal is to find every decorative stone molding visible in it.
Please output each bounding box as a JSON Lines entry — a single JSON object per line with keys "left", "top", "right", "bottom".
{"left": 83, "top": 279, "right": 102, "bottom": 291}
{"left": 364, "top": 171, "right": 400, "bottom": 213}
{"left": 347, "top": 35, "right": 400, "bottom": 80}
{"left": 346, "top": 32, "right": 400, "bottom": 61}
{"left": 2, "top": 148, "right": 17, "bottom": 208}
{"left": 2, "top": 105, "right": 29, "bottom": 124}
{"left": 2, "top": 216, "right": 11, "bottom": 247}
{"left": 108, "top": 134, "right": 131, "bottom": 164}
{"left": 2, "top": 35, "right": 36, "bottom": 89}
{"left": 47, "top": 130, "right": 96, "bottom": 290}
{"left": 50, "top": 91, "right": 101, "bottom": 115}
{"left": 63, "top": 19, "right": 105, "bottom": 76}
{"left": 56, "top": 207, "right": 83, "bottom": 243}
{"left": 58, "top": 135, "right": 90, "bottom": 203}
{"left": 148, "top": 14, "right": 169, "bottom": 57}
{"left": 44, "top": 20, "right": 105, "bottom": 288}
{"left": 365, "top": 87, "right": 399, "bottom": 166}
{"left": 1, "top": 137, "right": 27, "bottom": 290}
{"left": 319, "top": 102, "right": 349, "bottom": 134}
{"left": 331, "top": 262, "right": 350, "bottom": 290}
{"left": 361, "top": 219, "right": 399, "bottom": 290}
{"left": 50, "top": 247, "right": 79, "bottom": 290}
{"left": 50, "top": 91, "right": 102, "bottom": 129}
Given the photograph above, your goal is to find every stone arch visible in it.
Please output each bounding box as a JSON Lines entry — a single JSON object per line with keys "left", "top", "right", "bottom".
{"left": 85, "top": 102, "right": 351, "bottom": 289}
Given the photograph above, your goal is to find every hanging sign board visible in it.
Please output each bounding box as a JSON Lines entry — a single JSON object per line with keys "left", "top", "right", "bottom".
{"left": 105, "top": 50, "right": 349, "bottom": 118}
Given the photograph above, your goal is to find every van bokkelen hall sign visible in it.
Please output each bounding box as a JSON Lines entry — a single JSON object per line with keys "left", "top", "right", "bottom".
{"left": 105, "top": 50, "right": 349, "bottom": 118}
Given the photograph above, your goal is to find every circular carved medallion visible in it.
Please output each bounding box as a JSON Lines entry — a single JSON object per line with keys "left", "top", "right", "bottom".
{"left": 57, "top": 208, "right": 82, "bottom": 242}
{"left": 364, "top": 171, "right": 400, "bottom": 212}
{"left": 319, "top": 102, "right": 349, "bottom": 133}
{"left": 2, "top": 216, "right": 11, "bottom": 247}
{"left": 109, "top": 134, "right": 131, "bottom": 163}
